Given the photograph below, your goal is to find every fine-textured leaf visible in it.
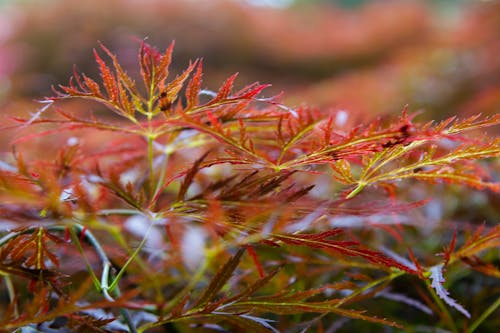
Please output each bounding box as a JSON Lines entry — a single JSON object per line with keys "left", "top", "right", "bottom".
{"left": 272, "top": 231, "right": 418, "bottom": 274}
{"left": 162, "top": 60, "right": 198, "bottom": 111}
{"left": 93, "top": 49, "right": 118, "bottom": 103}
{"left": 224, "top": 266, "right": 282, "bottom": 304}
{"left": 177, "top": 151, "right": 210, "bottom": 201}
{"left": 222, "top": 299, "right": 402, "bottom": 328}
{"left": 185, "top": 61, "right": 203, "bottom": 110}
{"left": 2, "top": 227, "right": 63, "bottom": 270}
{"left": 210, "top": 73, "right": 238, "bottom": 104}
{"left": 453, "top": 225, "right": 500, "bottom": 260}
{"left": 192, "top": 248, "right": 245, "bottom": 308}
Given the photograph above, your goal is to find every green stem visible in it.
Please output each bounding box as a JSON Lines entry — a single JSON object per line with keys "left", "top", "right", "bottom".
{"left": 148, "top": 135, "right": 155, "bottom": 198}
{"left": 467, "top": 295, "right": 500, "bottom": 333}
{"left": 346, "top": 182, "right": 366, "bottom": 199}
{"left": 4, "top": 276, "right": 18, "bottom": 317}
{"left": 335, "top": 271, "right": 403, "bottom": 307}
{"left": 91, "top": 215, "right": 166, "bottom": 304}
{"left": 164, "top": 252, "right": 211, "bottom": 314}
{"left": 68, "top": 226, "right": 101, "bottom": 290}
{"left": 97, "top": 209, "right": 144, "bottom": 216}
{"left": 137, "top": 256, "right": 211, "bottom": 333}
{"left": 426, "top": 282, "right": 459, "bottom": 333}
{"left": 108, "top": 218, "right": 154, "bottom": 292}
{"left": 72, "top": 224, "right": 138, "bottom": 333}
{"left": 151, "top": 153, "right": 169, "bottom": 206}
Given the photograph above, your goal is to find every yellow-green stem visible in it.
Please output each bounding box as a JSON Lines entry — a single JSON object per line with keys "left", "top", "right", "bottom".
{"left": 109, "top": 219, "right": 154, "bottom": 292}
{"left": 4, "top": 276, "right": 18, "bottom": 317}
{"left": 426, "top": 282, "right": 459, "bottom": 333}
{"left": 148, "top": 135, "right": 155, "bottom": 198}
{"left": 467, "top": 295, "right": 500, "bottom": 333}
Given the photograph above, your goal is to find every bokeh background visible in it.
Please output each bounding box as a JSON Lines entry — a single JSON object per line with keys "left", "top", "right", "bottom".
{"left": 1, "top": 0, "right": 499, "bottom": 120}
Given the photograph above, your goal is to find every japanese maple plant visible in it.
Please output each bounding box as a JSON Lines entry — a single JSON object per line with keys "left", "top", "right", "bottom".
{"left": 1, "top": 42, "right": 499, "bottom": 332}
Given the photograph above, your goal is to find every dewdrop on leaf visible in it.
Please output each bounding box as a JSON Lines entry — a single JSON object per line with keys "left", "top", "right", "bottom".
{"left": 181, "top": 226, "right": 207, "bottom": 271}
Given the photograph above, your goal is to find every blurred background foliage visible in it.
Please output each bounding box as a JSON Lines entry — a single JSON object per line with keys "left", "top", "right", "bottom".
{"left": 0, "top": 0, "right": 499, "bottom": 120}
